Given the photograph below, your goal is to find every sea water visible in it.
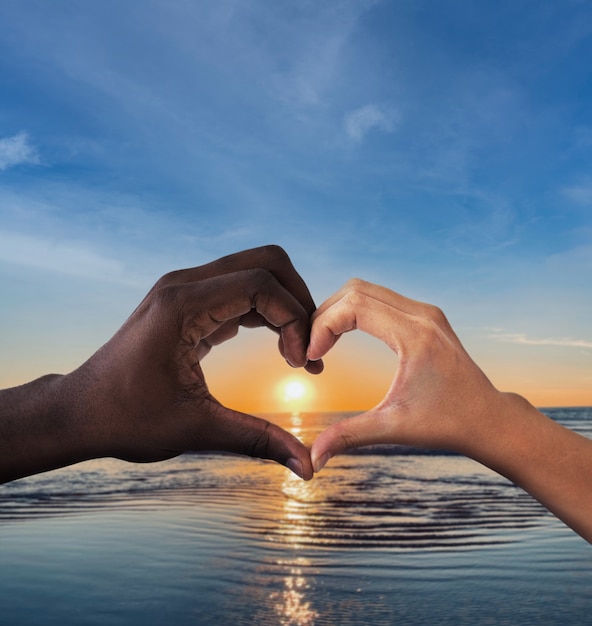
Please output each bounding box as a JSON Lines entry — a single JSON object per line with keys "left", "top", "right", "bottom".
{"left": 1, "top": 408, "right": 591, "bottom": 625}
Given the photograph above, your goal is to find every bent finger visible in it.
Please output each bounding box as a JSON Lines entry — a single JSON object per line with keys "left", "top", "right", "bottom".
{"left": 158, "top": 245, "right": 319, "bottom": 318}
{"left": 312, "top": 279, "right": 453, "bottom": 339}
{"left": 178, "top": 269, "right": 314, "bottom": 368}
{"left": 343, "top": 279, "right": 435, "bottom": 318}
{"left": 308, "top": 291, "right": 416, "bottom": 361}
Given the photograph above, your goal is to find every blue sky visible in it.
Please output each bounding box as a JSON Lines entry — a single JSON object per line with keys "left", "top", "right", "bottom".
{"left": 1, "top": 0, "right": 591, "bottom": 406}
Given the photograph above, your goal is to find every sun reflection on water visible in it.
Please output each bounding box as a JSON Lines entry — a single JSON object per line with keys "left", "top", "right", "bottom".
{"left": 270, "top": 414, "right": 320, "bottom": 626}
{"left": 269, "top": 555, "right": 319, "bottom": 626}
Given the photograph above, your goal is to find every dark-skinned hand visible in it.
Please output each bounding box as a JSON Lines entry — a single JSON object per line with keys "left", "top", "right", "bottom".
{"left": 0, "top": 245, "right": 322, "bottom": 482}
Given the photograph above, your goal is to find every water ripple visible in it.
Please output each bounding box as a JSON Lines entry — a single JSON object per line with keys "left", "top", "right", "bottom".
{"left": 1, "top": 408, "right": 587, "bottom": 552}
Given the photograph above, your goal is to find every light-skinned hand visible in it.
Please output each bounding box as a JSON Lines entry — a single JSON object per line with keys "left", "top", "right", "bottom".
{"left": 308, "top": 279, "right": 592, "bottom": 542}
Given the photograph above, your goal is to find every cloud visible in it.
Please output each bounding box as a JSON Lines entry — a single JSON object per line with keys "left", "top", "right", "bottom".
{"left": 265, "top": 1, "right": 379, "bottom": 109}
{"left": 440, "top": 191, "right": 522, "bottom": 257}
{"left": 563, "top": 182, "right": 592, "bottom": 206}
{"left": 0, "top": 230, "right": 127, "bottom": 283}
{"left": 0, "top": 132, "right": 39, "bottom": 171}
{"left": 490, "top": 332, "right": 592, "bottom": 349}
{"left": 344, "top": 104, "right": 398, "bottom": 142}
{"left": 546, "top": 245, "right": 592, "bottom": 273}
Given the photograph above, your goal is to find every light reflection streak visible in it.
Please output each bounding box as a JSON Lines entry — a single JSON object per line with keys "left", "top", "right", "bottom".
{"left": 270, "top": 414, "right": 320, "bottom": 626}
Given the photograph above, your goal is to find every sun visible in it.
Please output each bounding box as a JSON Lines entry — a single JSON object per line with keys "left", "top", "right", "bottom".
{"left": 284, "top": 380, "right": 306, "bottom": 402}
{"left": 277, "top": 376, "right": 314, "bottom": 411}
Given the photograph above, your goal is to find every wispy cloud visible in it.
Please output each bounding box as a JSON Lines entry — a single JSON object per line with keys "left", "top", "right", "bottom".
{"left": 0, "top": 132, "right": 39, "bottom": 171}
{"left": 265, "top": 1, "right": 379, "bottom": 109}
{"left": 441, "top": 190, "right": 522, "bottom": 256}
{"left": 344, "top": 104, "right": 399, "bottom": 142}
{"left": 0, "top": 230, "right": 127, "bottom": 283}
{"left": 490, "top": 332, "right": 592, "bottom": 349}
{"left": 563, "top": 181, "right": 592, "bottom": 206}
{"left": 411, "top": 69, "right": 526, "bottom": 190}
{"left": 546, "top": 245, "right": 592, "bottom": 273}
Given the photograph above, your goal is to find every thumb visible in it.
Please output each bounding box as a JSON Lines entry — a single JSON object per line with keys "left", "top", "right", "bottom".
{"left": 205, "top": 406, "right": 314, "bottom": 480}
{"left": 311, "top": 408, "right": 393, "bottom": 473}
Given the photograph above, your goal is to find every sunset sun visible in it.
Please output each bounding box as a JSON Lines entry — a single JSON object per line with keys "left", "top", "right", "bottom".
{"left": 277, "top": 376, "right": 314, "bottom": 411}
{"left": 284, "top": 379, "right": 306, "bottom": 401}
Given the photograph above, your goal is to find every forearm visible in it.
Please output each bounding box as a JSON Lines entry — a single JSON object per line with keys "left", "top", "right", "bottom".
{"left": 460, "top": 392, "right": 592, "bottom": 543}
{"left": 0, "top": 374, "right": 97, "bottom": 483}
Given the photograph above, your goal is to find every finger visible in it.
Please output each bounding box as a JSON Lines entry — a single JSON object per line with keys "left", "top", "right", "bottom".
{"left": 310, "top": 408, "right": 391, "bottom": 472}
{"left": 357, "top": 280, "right": 455, "bottom": 336}
{"left": 195, "top": 298, "right": 323, "bottom": 374}
{"left": 205, "top": 406, "right": 314, "bottom": 480}
{"left": 307, "top": 279, "right": 418, "bottom": 360}
{"left": 163, "top": 246, "right": 323, "bottom": 372}
{"left": 178, "top": 269, "right": 313, "bottom": 368}
{"left": 308, "top": 290, "right": 416, "bottom": 361}
{"left": 275, "top": 333, "right": 324, "bottom": 374}
{"left": 304, "top": 358, "right": 324, "bottom": 374}
{"left": 241, "top": 308, "right": 323, "bottom": 372}
{"left": 312, "top": 279, "right": 454, "bottom": 339}
{"left": 159, "top": 245, "right": 319, "bottom": 317}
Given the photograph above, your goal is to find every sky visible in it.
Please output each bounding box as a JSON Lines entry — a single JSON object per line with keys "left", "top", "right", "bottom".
{"left": 1, "top": 0, "right": 591, "bottom": 412}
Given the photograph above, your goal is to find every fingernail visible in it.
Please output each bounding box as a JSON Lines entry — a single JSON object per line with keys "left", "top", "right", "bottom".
{"left": 286, "top": 458, "right": 304, "bottom": 479}
{"left": 313, "top": 452, "right": 331, "bottom": 473}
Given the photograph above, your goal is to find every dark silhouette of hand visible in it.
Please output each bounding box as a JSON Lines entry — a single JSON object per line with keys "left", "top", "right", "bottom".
{"left": 0, "top": 246, "right": 321, "bottom": 483}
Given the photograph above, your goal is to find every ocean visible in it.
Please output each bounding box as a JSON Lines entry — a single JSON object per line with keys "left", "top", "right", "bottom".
{"left": 1, "top": 408, "right": 591, "bottom": 625}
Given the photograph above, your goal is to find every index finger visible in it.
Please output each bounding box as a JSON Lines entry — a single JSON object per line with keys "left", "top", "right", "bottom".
{"left": 159, "top": 245, "right": 323, "bottom": 374}
{"left": 308, "top": 289, "right": 415, "bottom": 361}
{"left": 176, "top": 268, "right": 318, "bottom": 369}
{"left": 159, "top": 245, "right": 318, "bottom": 317}
{"left": 313, "top": 278, "right": 436, "bottom": 321}
{"left": 309, "top": 279, "right": 457, "bottom": 361}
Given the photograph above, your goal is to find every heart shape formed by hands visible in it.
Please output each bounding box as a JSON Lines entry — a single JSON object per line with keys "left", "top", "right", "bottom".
{"left": 2, "top": 242, "right": 582, "bottom": 544}
{"left": 12, "top": 246, "right": 500, "bottom": 488}
{"left": 86, "top": 248, "right": 501, "bottom": 486}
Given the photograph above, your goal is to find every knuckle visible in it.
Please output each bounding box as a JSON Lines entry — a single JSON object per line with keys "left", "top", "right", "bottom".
{"left": 238, "top": 245, "right": 290, "bottom": 272}
{"left": 243, "top": 268, "right": 276, "bottom": 306}
{"left": 414, "top": 316, "right": 446, "bottom": 355}
{"left": 420, "top": 303, "right": 449, "bottom": 327}
{"left": 150, "top": 284, "right": 198, "bottom": 341}
{"left": 154, "top": 268, "right": 186, "bottom": 289}
{"left": 340, "top": 278, "right": 372, "bottom": 309}
{"left": 152, "top": 283, "right": 184, "bottom": 310}
{"left": 342, "top": 289, "right": 368, "bottom": 311}
{"left": 245, "top": 266, "right": 273, "bottom": 284}
{"left": 343, "top": 277, "right": 369, "bottom": 292}
{"left": 258, "top": 244, "right": 289, "bottom": 266}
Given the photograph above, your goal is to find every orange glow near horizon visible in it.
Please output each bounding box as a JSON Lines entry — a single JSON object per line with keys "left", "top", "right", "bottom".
{"left": 202, "top": 328, "right": 592, "bottom": 414}
{"left": 204, "top": 328, "right": 394, "bottom": 413}
{"left": 2, "top": 325, "right": 589, "bottom": 412}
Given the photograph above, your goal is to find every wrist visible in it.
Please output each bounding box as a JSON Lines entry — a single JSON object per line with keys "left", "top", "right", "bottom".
{"left": 455, "top": 390, "right": 542, "bottom": 474}
{"left": 0, "top": 372, "right": 99, "bottom": 482}
{"left": 59, "top": 361, "right": 116, "bottom": 461}
{"left": 453, "top": 390, "right": 528, "bottom": 460}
